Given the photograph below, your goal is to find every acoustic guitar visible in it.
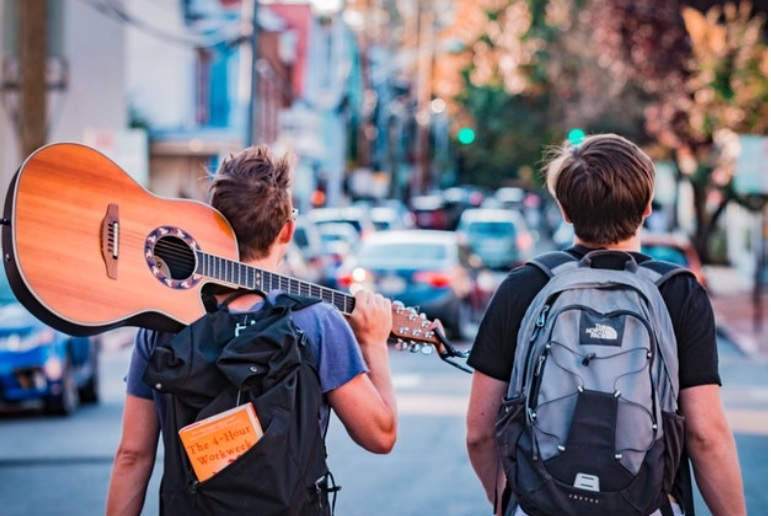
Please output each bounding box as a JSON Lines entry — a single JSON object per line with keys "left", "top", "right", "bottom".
{"left": 2, "top": 143, "right": 440, "bottom": 351}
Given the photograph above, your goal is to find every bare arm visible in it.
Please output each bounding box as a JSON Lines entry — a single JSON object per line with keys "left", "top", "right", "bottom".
{"left": 679, "top": 384, "right": 745, "bottom": 516}
{"left": 106, "top": 394, "right": 160, "bottom": 516}
{"left": 328, "top": 290, "right": 397, "bottom": 454}
{"left": 466, "top": 370, "right": 508, "bottom": 512}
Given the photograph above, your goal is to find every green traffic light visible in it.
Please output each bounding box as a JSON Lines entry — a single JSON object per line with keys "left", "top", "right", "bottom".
{"left": 567, "top": 128, "right": 586, "bottom": 145}
{"left": 458, "top": 127, "right": 476, "bottom": 145}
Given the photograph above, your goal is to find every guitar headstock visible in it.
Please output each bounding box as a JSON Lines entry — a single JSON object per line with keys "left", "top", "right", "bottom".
{"left": 389, "top": 301, "right": 443, "bottom": 355}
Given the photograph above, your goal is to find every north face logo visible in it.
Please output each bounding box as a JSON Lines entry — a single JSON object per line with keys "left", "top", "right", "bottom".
{"left": 580, "top": 312, "right": 624, "bottom": 346}
{"left": 585, "top": 324, "right": 618, "bottom": 340}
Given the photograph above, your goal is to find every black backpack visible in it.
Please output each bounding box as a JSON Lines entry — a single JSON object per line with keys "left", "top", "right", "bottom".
{"left": 142, "top": 291, "right": 336, "bottom": 516}
{"left": 495, "top": 250, "right": 691, "bottom": 516}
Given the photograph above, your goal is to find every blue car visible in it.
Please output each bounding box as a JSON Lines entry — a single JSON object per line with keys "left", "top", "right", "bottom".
{"left": 0, "top": 266, "right": 100, "bottom": 415}
{"left": 334, "top": 229, "right": 485, "bottom": 341}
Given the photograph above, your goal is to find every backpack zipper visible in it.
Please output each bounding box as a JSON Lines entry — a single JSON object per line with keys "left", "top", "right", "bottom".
{"left": 523, "top": 303, "right": 550, "bottom": 397}
{"left": 523, "top": 303, "right": 551, "bottom": 461}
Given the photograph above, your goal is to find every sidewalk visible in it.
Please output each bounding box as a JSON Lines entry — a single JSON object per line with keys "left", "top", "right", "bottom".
{"left": 704, "top": 265, "right": 768, "bottom": 358}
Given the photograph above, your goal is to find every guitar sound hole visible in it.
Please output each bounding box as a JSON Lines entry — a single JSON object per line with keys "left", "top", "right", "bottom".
{"left": 154, "top": 236, "right": 196, "bottom": 280}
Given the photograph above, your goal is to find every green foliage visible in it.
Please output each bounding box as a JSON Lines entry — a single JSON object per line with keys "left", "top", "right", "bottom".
{"left": 453, "top": 82, "right": 558, "bottom": 188}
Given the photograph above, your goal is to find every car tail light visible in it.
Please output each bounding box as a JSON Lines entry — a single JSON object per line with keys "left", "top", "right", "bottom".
{"left": 413, "top": 271, "right": 451, "bottom": 288}
{"left": 336, "top": 273, "right": 354, "bottom": 288}
{"left": 517, "top": 232, "right": 532, "bottom": 250}
{"left": 337, "top": 267, "right": 371, "bottom": 290}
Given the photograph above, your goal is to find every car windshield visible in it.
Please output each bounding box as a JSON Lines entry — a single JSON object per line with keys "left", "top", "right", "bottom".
{"left": 317, "top": 220, "right": 362, "bottom": 234}
{"left": 358, "top": 242, "right": 448, "bottom": 263}
{"left": 642, "top": 245, "right": 688, "bottom": 266}
{"left": 466, "top": 221, "right": 516, "bottom": 237}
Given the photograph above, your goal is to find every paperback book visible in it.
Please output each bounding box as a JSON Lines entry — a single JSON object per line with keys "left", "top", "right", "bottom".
{"left": 178, "top": 402, "right": 264, "bottom": 481}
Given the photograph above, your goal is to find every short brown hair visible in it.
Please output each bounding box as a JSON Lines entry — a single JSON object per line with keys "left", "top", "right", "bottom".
{"left": 543, "top": 134, "right": 654, "bottom": 246}
{"left": 209, "top": 146, "right": 294, "bottom": 261}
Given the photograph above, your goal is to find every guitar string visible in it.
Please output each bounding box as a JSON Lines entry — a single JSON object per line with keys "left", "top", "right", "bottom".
{"left": 154, "top": 240, "right": 356, "bottom": 313}
{"left": 153, "top": 243, "right": 421, "bottom": 338}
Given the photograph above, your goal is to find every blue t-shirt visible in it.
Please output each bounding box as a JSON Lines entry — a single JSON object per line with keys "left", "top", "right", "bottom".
{"left": 125, "top": 290, "right": 368, "bottom": 432}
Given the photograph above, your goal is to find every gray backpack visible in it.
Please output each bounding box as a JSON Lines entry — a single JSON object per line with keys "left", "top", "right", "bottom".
{"left": 496, "top": 250, "right": 689, "bottom": 516}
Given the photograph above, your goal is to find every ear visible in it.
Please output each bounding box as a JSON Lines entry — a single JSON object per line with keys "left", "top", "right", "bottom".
{"left": 277, "top": 221, "right": 294, "bottom": 245}
{"left": 557, "top": 202, "right": 572, "bottom": 223}
{"left": 643, "top": 198, "right": 653, "bottom": 218}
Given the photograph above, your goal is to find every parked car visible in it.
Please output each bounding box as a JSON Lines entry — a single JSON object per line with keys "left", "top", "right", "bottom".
{"left": 353, "top": 199, "right": 416, "bottom": 231}
{"left": 307, "top": 206, "right": 376, "bottom": 238}
{"left": 317, "top": 222, "right": 360, "bottom": 284}
{"left": 334, "top": 230, "right": 486, "bottom": 340}
{"left": 370, "top": 205, "right": 415, "bottom": 231}
{"left": 291, "top": 214, "right": 331, "bottom": 286}
{"left": 0, "top": 265, "right": 100, "bottom": 415}
{"left": 456, "top": 208, "right": 535, "bottom": 271}
{"left": 490, "top": 187, "right": 545, "bottom": 230}
{"left": 640, "top": 231, "right": 707, "bottom": 287}
{"left": 442, "top": 185, "right": 487, "bottom": 230}
{"left": 410, "top": 193, "right": 448, "bottom": 230}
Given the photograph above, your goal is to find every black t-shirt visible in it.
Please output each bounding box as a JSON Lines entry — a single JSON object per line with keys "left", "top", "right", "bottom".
{"left": 467, "top": 246, "right": 719, "bottom": 511}
{"left": 468, "top": 245, "right": 721, "bottom": 389}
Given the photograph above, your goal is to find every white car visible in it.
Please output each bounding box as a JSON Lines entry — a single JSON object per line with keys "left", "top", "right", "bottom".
{"left": 456, "top": 208, "right": 535, "bottom": 271}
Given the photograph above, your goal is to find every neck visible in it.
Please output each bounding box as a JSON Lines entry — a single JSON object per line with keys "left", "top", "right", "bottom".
{"left": 574, "top": 232, "right": 642, "bottom": 253}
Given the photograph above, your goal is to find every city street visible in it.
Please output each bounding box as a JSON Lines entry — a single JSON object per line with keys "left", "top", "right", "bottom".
{"left": 0, "top": 326, "right": 766, "bottom": 515}
{"left": 0, "top": 2, "right": 765, "bottom": 515}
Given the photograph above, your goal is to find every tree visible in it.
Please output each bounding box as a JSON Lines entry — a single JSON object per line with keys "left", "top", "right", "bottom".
{"left": 433, "top": 0, "right": 560, "bottom": 187}
{"left": 634, "top": 2, "right": 767, "bottom": 261}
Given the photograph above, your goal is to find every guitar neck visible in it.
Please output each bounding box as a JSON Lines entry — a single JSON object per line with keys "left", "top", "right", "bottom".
{"left": 195, "top": 250, "right": 355, "bottom": 314}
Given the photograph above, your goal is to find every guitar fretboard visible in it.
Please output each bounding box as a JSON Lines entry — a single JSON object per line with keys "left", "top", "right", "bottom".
{"left": 195, "top": 251, "right": 355, "bottom": 314}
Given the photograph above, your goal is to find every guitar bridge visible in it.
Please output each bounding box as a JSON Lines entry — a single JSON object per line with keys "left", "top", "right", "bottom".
{"left": 101, "top": 203, "right": 119, "bottom": 279}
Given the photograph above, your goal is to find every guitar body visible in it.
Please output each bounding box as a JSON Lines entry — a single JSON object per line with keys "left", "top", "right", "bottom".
{"left": 2, "top": 143, "right": 444, "bottom": 352}
{"left": 3, "top": 143, "right": 239, "bottom": 335}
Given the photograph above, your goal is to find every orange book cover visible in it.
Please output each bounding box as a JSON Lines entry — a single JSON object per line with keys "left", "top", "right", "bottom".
{"left": 178, "top": 402, "right": 264, "bottom": 482}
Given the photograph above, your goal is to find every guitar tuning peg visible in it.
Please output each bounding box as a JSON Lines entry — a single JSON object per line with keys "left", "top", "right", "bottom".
{"left": 394, "top": 339, "right": 408, "bottom": 352}
{"left": 420, "top": 344, "right": 434, "bottom": 355}
{"left": 419, "top": 312, "right": 427, "bottom": 320}
{"left": 393, "top": 300, "right": 405, "bottom": 313}
{"left": 409, "top": 342, "right": 421, "bottom": 353}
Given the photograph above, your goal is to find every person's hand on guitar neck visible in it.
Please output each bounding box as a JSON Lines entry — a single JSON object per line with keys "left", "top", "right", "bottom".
{"left": 330, "top": 288, "right": 398, "bottom": 453}
{"left": 346, "top": 289, "right": 393, "bottom": 352}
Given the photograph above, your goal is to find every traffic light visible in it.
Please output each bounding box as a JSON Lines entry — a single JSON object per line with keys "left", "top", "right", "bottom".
{"left": 567, "top": 128, "right": 586, "bottom": 146}
{"left": 458, "top": 127, "right": 476, "bottom": 145}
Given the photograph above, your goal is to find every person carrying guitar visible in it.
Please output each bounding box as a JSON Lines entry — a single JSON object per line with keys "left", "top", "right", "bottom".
{"left": 106, "top": 145, "right": 413, "bottom": 515}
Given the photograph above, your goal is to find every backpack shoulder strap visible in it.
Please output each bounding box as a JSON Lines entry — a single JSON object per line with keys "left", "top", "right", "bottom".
{"left": 274, "top": 292, "right": 323, "bottom": 311}
{"left": 527, "top": 251, "right": 577, "bottom": 278}
{"left": 637, "top": 259, "right": 696, "bottom": 287}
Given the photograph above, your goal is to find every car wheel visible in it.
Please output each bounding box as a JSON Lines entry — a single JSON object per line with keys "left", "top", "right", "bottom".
{"left": 450, "top": 299, "right": 474, "bottom": 341}
{"left": 78, "top": 363, "right": 100, "bottom": 404}
{"left": 44, "top": 358, "right": 79, "bottom": 416}
{"left": 78, "top": 345, "right": 100, "bottom": 404}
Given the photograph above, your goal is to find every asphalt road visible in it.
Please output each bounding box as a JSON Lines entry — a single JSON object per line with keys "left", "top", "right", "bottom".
{"left": 0, "top": 328, "right": 765, "bottom": 515}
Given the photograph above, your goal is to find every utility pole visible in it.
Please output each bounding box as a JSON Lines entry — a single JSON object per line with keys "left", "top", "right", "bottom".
{"left": 245, "top": 0, "right": 259, "bottom": 147}
{"left": 19, "top": 0, "right": 48, "bottom": 158}
{"left": 415, "top": 0, "right": 435, "bottom": 193}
